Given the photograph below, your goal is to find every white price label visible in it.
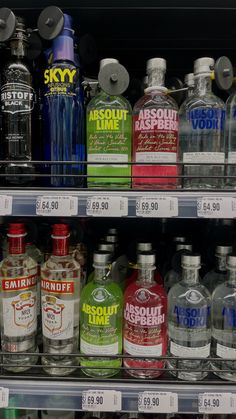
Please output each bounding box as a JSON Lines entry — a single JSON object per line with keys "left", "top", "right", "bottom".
{"left": 138, "top": 391, "right": 178, "bottom": 413}
{"left": 36, "top": 196, "right": 78, "bottom": 216}
{"left": 197, "top": 197, "right": 236, "bottom": 218}
{"left": 82, "top": 390, "right": 122, "bottom": 412}
{"left": 86, "top": 196, "right": 128, "bottom": 217}
{"left": 0, "top": 387, "right": 9, "bottom": 407}
{"left": 198, "top": 393, "right": 235, "bottom": 414}
{"left": 0, "top": 195, "right": 12, "bottom": 215}
{"left": 136, "top": 196, "right": 178, "bottom": 218}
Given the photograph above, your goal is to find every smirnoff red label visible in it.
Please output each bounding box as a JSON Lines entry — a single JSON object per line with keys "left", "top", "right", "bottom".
{"left": 41, "top": 279, "right": 74, "bottom": 294}
{"left": 2, "top": 274, "right": 37, "bottom": 291}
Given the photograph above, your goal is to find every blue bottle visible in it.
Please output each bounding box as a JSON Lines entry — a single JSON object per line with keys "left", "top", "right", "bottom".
{"left": 43, "top": 14, "right": 85, "bottom": 187}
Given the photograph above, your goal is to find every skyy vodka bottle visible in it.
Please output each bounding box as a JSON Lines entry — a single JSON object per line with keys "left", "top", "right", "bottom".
{"left": 168, "top": 254, "right": 211, "bottom": 380}
{"left": 80, "top": 251, "right": 123, "bottom": 377}
{"left": 212, "top": 254, "right": 236, "bottom": 381}
{"left": 203, "top": 245, "right": 232, "bottom": 293}
{"left": 180, "top": 57, "right": 225, "bottom": 189}
{"left": 41, "top": 224, "right": 80, "bottom": 375}
{"left": 87, "top": 58, "right": 132, "bottom": 188}
{"left": 132, "top": 58, "right": 179, "bottom": 189}
{"left": 124, "top": 252, "right": 167, "bottom": 378}
{"left": 0, "top": 223, "right": 38, "bottom": 371}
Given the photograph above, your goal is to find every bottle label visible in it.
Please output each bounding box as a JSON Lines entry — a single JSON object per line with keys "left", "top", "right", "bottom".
{"left": 216, "top": 343, "right": 236, "bottom": 359}
{"left": 170, "top": 341, "right": 210, "bottom": 357}
{"left": 183, "top": 152, "right": 225, "bottom": 164}
{"left": 41, "top": 279, "right": 75, "bottom": 340}
{"left": 187, "top": 108, "right": 225, "bottom": 131}
{"left": 2, "top": 274, "right": 37, "bottom": 338}
{"left": 222, "top": 307, "right": 236, "bottom": 327}
{"left": 228, "top": 152, "right": 236, "bottom": 164}
{"left": 173, "top": 304, "right": 211, "bottom": 328}
{"left": 44, "top": 67, "right": 78, "bottom": 97}
{"left": 1, "top": 82, "right": 35, "bottom": 114}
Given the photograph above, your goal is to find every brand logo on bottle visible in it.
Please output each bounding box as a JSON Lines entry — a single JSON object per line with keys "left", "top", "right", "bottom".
{"left": 82, "top": 302, "right": 120, "bottom": 325}
{"left": 42, "top": 295, "right": 65, "bottom": 335}
{"left": 92, "top": 288, "right": 109, "bottom": 302}
{"left": 222, "top": 307, "right": 236, "bottom": 327}
{"left": 89, "top": 109, "right": 129, "bottom": 131}
{"left": 41, "top": 279, "right": 74, "bottom": 294}
{"left": 44, "top": 68, "right": 76, "bottom": 84}
{"left": 185, "top": 290, "right": 204, "bottom": 303}
{"left": 2, "top": 274, "right": 37, "bottom": 291}
{"left": 136, "top": 288, "right": 150, "bottom": 303}
{"left": 12, "top": 291, "right": 36, "bottom": 329}
{"left": 174, "top": 305, "right": 210, "bottom": 327}
{"left": 134, "top": 109, "right": 178, "bottom": 131}
{"left": 124, "top": 302, "right": 165, "bottom": 326}
{"left": 187, "top": 108, "right": 225, "bottom": 130}
{"left": 1, "top": 83, "right": 35, "bottom": 114}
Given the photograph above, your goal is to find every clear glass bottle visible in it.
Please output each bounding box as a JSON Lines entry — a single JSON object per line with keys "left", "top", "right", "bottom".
{"left": 225, "top": 88, "right": 236, "bottom": 188}
{"left": 164, "top": 243, "right": 192, "bottom": 291}
{"left": 80, "top": 251, "right": 123, "bottom": 377}
{"left": 124, "top": 252, "right": 167, "bottom": 378}
{"left": 41, "top": 224, "right": 80, "bottom": 376}
{"left": 203, "top": 245, "right": 232, "bottom": 293}
{"left": 212, "top": 254, "right": 236, "bottom": 381}
{"left": 167, "top": 254, "right": 211, "bottom": 380}
{"left": 0, "top": 223, "right": 38, "bottom": 372}
{"left": 132, "top": 58, "right": 179, "bottom": 189}
{"left": 180, "top": 57, "right": 226, "bottom": 189}
{"left": 184, "top": 73, "right": 195, "bottom": 98}
{"left": 87, "top": 58, "right": 132, "bottom": 188}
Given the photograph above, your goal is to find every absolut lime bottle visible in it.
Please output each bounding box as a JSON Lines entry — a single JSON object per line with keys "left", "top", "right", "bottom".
{"left": 87, "top": 58, "right": 132, "bottom": 188}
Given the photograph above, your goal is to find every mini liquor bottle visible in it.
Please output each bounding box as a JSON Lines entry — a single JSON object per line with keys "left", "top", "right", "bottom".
{"left": 0, "top": 223, "right": 38, "bottom": 371}
{"left": 212, "top": 254, "right": 236, "bottom": 381}
{"left": 179, "top": 57, "right": 225, "bottom": 189}
{"left": 1, "top": 17, "right": 36, "bottom": 184}
{"left": 87, "top": 58, "right": 132, "bottom": 188}
{"left": 41, "top": 224, "right": 80, "bottom": 375}
{"left": 167, "top": 254, "right": 211, "bottom": 380}
{"left": 203, "top": 245, "right": 232, "bottom": 293}
{"left": 164, "top": 243, "right": 192, "bottom": 291}
{"left": 80, "top": 251, "right": 123, "bottom": 377}
{"left": 132, "top": 58, "right": 179, "bottom": 189}
{"left": 124, "top": 252, "right": 167, "bottom": 378}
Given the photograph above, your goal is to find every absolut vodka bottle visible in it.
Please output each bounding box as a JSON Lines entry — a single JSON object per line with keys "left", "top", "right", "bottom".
{"left": 168, "top": 254, "right": 211, "bottom": 380}
{"left": 164, "top": 243, "right": 192, "bottom": 291}
{"left": 184, "top": 73, "right": 194, "bottom": 98}
{"left": 203, "top": 245, "right": 232, "bottom": 293}
{"left": 225, "top": 88, "right": 236, "bottom": 188}
{"left": 180, "top": 57, "right": 225, "bottom": 189}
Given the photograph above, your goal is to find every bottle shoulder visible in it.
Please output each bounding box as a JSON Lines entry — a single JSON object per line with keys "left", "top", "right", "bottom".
{"left": 87, "top": 91, "right": 132, "bottom": 111}
{"left": 133, "top": 91, "right": 178, "bottom": 112}
{"left": 80, "top": 280, "right": 123, "bottom": 302}
{"left": 125, "top": 281, "right": 167, "bottom": 299}
{"left": 41, "top": 254, "right": 81, "bottom": 272}
{"left": 2, "top": 60, "right": 32, "bottom": 76}
{"left": 168, "top": 281, "right": 211, "bottom": 301}
{"left": 180, "top": 93, "right": 225, "bottom": 113}
{"left": 212, "top": 281, "right": 236, "bottom": 299}
{"left": 0, "top": 253, "right": 37, "bottom": 271}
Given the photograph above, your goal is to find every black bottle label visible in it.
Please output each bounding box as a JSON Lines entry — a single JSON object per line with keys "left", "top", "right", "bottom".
{"left": 1, "top": 82, "right": 36, "bottom": 114}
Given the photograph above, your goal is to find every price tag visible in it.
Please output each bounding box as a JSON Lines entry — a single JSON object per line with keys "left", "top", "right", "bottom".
{"left": 136, "top": 196, "right": 178, "bottom": 218}
{"left": 0, "top": 195, "right": 12, "bottom": 215}
{"left": 82, "top": 390, "right": 122, "bottom": 412}
{"left": 36, "top": 196, "right": 78, "bottom": 216}
{"left": 86, "top": 196, "right": 128, "bottom": 217}
{"left": 197, "top": 197, "right": 236, "bottom": 218}
{"left": 0, "top": 387, "right": 9, "bottom": 407}
{"left": 138, "top": 391, "right": 178, "bottom": 413}
{"left": 198, "top": 392, "right": 234, "bottom": 414}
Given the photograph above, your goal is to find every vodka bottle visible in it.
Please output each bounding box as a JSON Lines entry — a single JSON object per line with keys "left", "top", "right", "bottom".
{"left": 203, "top": 245, "right": 232, "bottom": 293}
{"left": 0, "top": 223, "right": 38, "bottom": 372}
{"left": 164, "top": 243, "right": 192, "bottom": 291}
{"left": 225, "top": 88, "right": 236, "bottom": 188}
{"left": 124, "top": 252, "right": 167, "bottom": 378}
{"left": 167, "top": 254, "right": 211, "bottom": 380}
{"left": 180, "top": 57, "right": 225, "bottom": 189}
{"left": 87, "top": 58, "right": 132, "bottom": 188}
{"left": 80, "top": 251, "right": 123, "bottom": 377}
{"left": 132, "top": 58, "right": 179, "bottom": 189}
{"left": 184, "top": 73, "right": 195, "bottom": 98}
{"left": 212, "top": 254, "right": 236, "bottom": 381}
{"left": 41, "top": 224, "right": 80, "bottom": 375}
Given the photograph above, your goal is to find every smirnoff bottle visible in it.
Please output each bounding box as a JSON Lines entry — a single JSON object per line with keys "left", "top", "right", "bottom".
{"left": 132, "top": 58, "right": 179, "bottom": 189}
{"left": 167, "top": 254, "right": 211, "bottom": 380}
{"left": 212, "top": 254, "right": 236, "bottom": 381}
{"left": 203, "top": 245, "right": 232, "bottom": 293}
{"left": 124, "top": 252, "right": 167, "bottom": 378}
{"left": 41, "top": 224, "right": 80, "bottom": 375}
{"left": 80, "top": 251, "right": 123, "bottom": 377}
{"left": 0, "top": 223, "right": 38, "bottom": 371}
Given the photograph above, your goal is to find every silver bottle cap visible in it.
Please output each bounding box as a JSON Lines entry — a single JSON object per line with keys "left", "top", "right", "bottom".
{"left": 194, "top": 57, "right": 214, "bottom": 75}
{"left": 181, "top": 254, "right": 201, "bottom": 269}
{"left": 138, "top": 251, "right": 155, "bottom": 265}
{"left": 93, "top": 251, "right": 111, "bottom": 264}
{"left": 216, "top": 245, "right": 233, "bottom": 256}
{"left": 184, "top": 73, "right": 194, "bottom": 87}
{"left": 176, "top": 243, "right": 192, "bottom": 251}
{"left": 227, "top": 254, "right": 236, "bottom": 269}
{"left": 99, "top": 58, "right": 119, "bottom": 70}
{"left": 107, "top": 228, "right": 117, "bottom": 235}
{"left": 173, "top": 236, "right": 186, "bottom": 243}
{"left": 137, "top": 242, "right": 152, "bottom": 251}
{"left": 104, "top": 234, "right": 117, "bottom": 244}
{"left": 98, "top": 242, "right": 115, "bottom": 253}
{"left": 146, "top": 57, "right": 166, "bottom": 73}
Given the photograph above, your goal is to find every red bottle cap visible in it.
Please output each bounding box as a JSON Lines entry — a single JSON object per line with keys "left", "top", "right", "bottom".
{"left": 52, "top": 224, "right": 69, "bottom": 237}
{"left": 8, "top": 223, "right": 25, "bottom": 236}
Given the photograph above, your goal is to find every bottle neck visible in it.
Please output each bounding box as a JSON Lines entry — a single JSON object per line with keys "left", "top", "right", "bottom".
{"left": 187, "top": 86, "right": 194, "bottom": 98}
{"left": 53, "top": 35, "right": 75, "bottom": 64}
{"left": 52, "top": 236, "right": 69, "bottom": 257}
{"left": 146, "top": 68, "right": 166, "bottom": 92}
{"left": 182, "top": 267, "right": 199, "bottom": 284}
{"left": 228, "top": 269, "right": 236, "bottom": 285}
{"left": 138, "top": 265, "right": 155, "bottom": 284}
{"left": 8, "top": 235, "right": 26, "bottom": 255}
{"left": 216, "top": 255, "right": 227, "bottom": 272}
{"left": 10, "top": 39, "right": 27, "bottom": 58}
{"left": 194, "top": 74, "right": 212, "bottom": 96}
{"left": 94, "top": 265, "right": 111, "bottom": 283}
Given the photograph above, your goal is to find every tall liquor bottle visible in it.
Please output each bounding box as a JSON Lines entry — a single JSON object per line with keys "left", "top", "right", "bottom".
{"left": 132, "top": 58, "right": 179, "bottom": 189}
{"left": 225, "top": 87, "right": 236, "bottom": 188}
{"left": 0, "top": 223, "right": 38, "bottom": 371}
{"left": 41, "top": 224, "right": 80, "bottom": 375}
{"left": 87, "top": 58, "right": 132, "bottom": 188}
{"left": 124, "top": 252, "right": 167, "bottom": 378}
{"left": 0, "top": 17, "right": 36, "bottom": 184}
{"left": 203, "top": 245, "right": 232, "bottom": 293}
{"left": 43, "top": 15, "right": 85, "bottom": 187}
{"left": 80, "top": 251, "right": 123, "bottom": 377}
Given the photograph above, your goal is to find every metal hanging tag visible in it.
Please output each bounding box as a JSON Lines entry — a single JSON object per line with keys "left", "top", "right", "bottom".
{"left": 0, "top": 8, "right": 16, "bottom": 42}
{"left": 98, "top": 62, "right": 130, "bottom": 95}
{"left": 214, "top": 56, "right": 233, "bottom": 90}
{"left": 37, "top": 6, "right": 64, "bottom": 40}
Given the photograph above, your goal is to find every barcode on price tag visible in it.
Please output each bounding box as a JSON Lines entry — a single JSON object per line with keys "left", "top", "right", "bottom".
{"left": 86, "top": 196, "right": 128, "bottom": 217}
{"left": 198, "top": 392, "right": 234, "bottom": 414}
{"left": 0, "top": 195, "right": 12, "bottom": 215}
{"left": 82, "top": 390, "right": 122, "bottom": 412}
{"left": 36, "top": 196, "right": 78, "bottom": 216}
{"left": 138, "top": 391, "right": 178, "bottom": 413}
{"left": 197, "top": 197, "right": 236, "bottom": 218}
{"left": 0, "top": 387, "right": 9, "bottom": 407}
{"left": 136, "top": 196, "right": 178, "bottom": 217}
